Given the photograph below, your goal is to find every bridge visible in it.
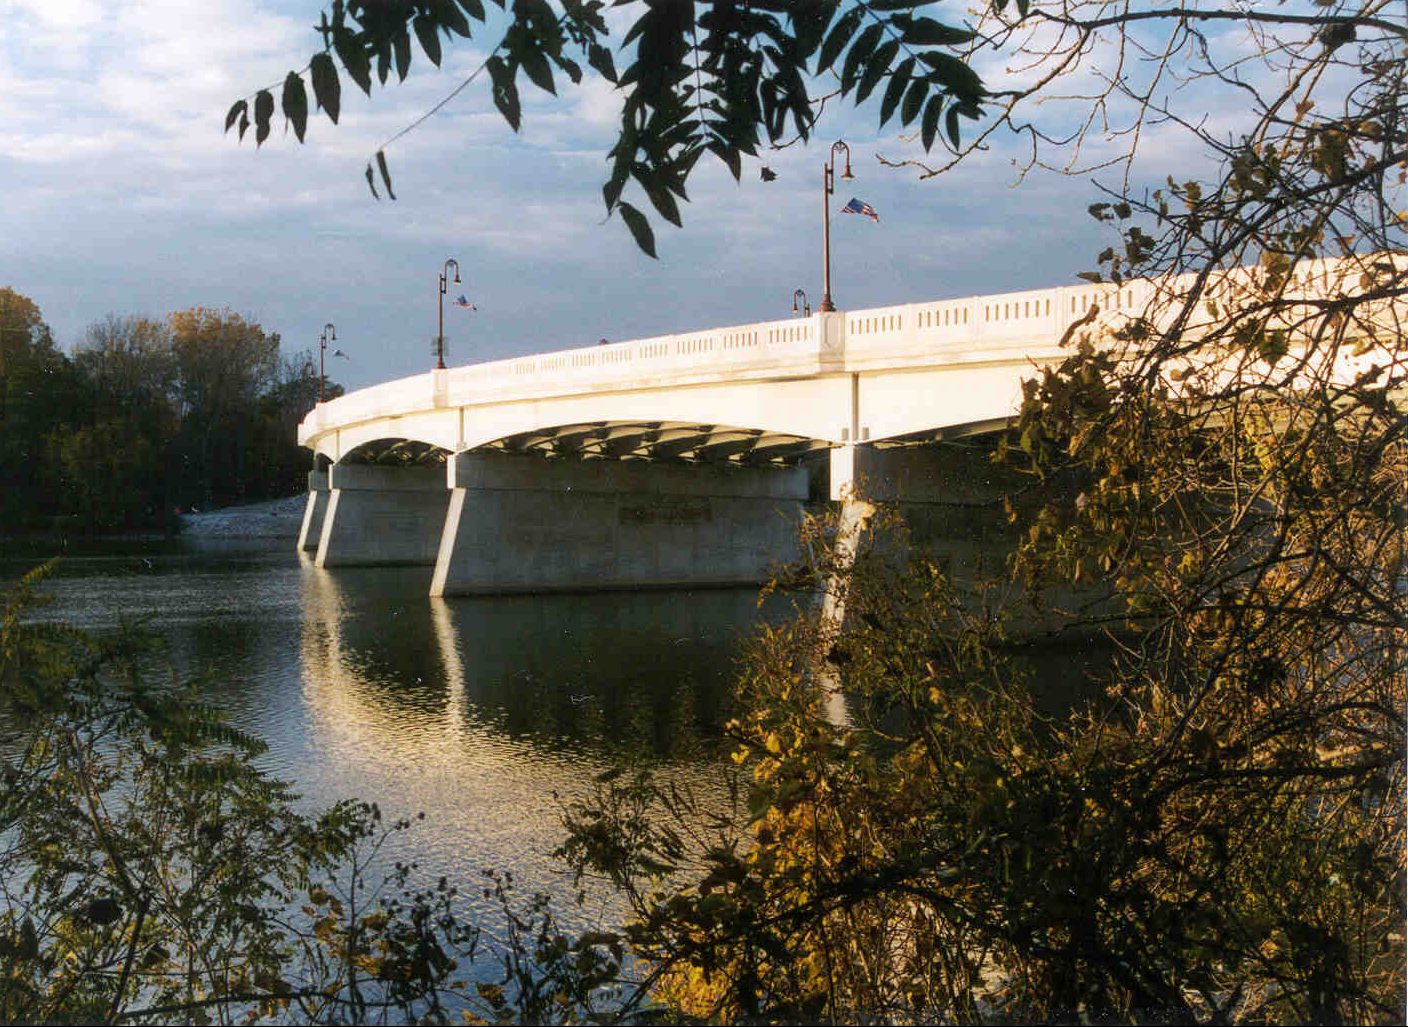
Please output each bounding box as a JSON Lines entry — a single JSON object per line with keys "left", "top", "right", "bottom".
{"left": 296, "top": 258, "right": 1391, "bottom": 596}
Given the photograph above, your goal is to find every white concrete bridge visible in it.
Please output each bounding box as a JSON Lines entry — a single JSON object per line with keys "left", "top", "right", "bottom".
{"left": 296, "top": 258, "right": 1395, "bottom": 595}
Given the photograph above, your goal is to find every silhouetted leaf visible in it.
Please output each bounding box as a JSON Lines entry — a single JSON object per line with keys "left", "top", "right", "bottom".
{"left": 520, "top": 43, "right": 556, "bottom": 94}
{"left": 310, "top": 52, "right": 341, "bottom": 123}
{"left": 818, "top": 7, "right": 862, "bottom": 74}
{"left": 374, "top": 149, "right": 396, "bottom": 200}
{"left": 282, "top": 72, "right": 308, "bottom": 143}
{"left": 857, "top": 40, "right": 899, "bottom": 103}
{"left": 333, "top": 27, "right": 372, "bottom": 94}
{"left": 921, "top": 94, "right": 943, "bottom": 150}
{"left": 898, "top": 16, "right": 976, "bottom": 47}
{"left": 414, "top": 15, "right": 442, "bottom": 66}
{"left": 945, "top": 103, "right": 961, "bottom": 148}
{"left": 841, "top": 22, "right": 884, "bottom": 92}
{"left": 365, "top": 161, "right": 379, "bottom": 199}
{"left": 393, "top": 30, "right": 411, "bottom": 81}
{"left": 224, "top": 99, "right": 247, "bottom": 133}
{"left": 487, "top": 56, "right": 521, "bottom": 131}
{"left": 901, "top": 77, "right": 926, "bottom": 126}
{"left": 587, "top": 42, "right": 617, "bottom": 83}
{"left": 879, "top": 58, "right": 913, "bottom": 127}
{"left": 617, "top": 201, "right": 657, "bottom": 258}
{"left": 254, "top": 89, "right": 274, "bottom": 146}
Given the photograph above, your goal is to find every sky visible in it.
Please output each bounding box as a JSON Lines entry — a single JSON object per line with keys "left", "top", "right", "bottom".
{"left": 0, "top": 0, "right": 1251, "bottom": 392}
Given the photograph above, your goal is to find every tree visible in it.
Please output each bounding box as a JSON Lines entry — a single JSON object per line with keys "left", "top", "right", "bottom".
{"left": 168, "top": 307, "right": 283, "bottom": 509}
{"left": 59, "top": 316, "right": 181, "bottom": 531}
{"left": 544, "top": 4, "right": 1407, "bottom": 1023}
{"left": 0, "top": 288, "right": 81, "bottom": 533}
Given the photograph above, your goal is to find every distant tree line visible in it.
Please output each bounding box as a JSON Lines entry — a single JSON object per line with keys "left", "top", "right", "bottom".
{"left": 0, "top": 286, "right": 337, "bottom": 535}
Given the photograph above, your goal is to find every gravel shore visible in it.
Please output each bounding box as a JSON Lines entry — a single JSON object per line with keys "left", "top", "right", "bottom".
{"left": 178, "top": 494, "right": 307, "bottom": 539}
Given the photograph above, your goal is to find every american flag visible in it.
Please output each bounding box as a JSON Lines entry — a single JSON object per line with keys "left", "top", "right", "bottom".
{"left": 841, "top": 197, "right": 879, "bottom": 222}
{"left": 453, "top": 294, "right": 477, "bottom": 310}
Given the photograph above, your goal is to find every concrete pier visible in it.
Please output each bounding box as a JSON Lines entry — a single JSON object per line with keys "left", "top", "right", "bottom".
{"left": 297, "top": 470, "right": 330, "bottom": 552}
{"left": 430, "top": 452, "right": 808, "bottom": 596}
{"left": 315, "top": 464, "right": 452, "bottom": 568}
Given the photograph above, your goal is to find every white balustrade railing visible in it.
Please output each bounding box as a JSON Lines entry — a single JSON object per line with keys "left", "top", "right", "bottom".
{"left": 302, "top": 254, "right": 1398, "bottom": 441}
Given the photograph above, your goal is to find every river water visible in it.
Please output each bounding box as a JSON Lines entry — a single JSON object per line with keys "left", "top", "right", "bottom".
{"left": 3, "top": 537, "right": 782, "bottom": 934}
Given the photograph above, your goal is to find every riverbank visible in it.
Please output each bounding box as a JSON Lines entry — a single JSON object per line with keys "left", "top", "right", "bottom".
{"left": 177, "top": 494, "right": 307, "bottom": 539}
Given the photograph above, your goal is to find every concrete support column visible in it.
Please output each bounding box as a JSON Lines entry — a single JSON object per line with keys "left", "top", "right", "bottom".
{"left": 297, "top": 469, "right": 330, "bottom": 552}
{"left": 431, "top": 451, "right": 808, "bottom": 596}
{"left": 315, "top": 463, "right": 452, "bottom": 568}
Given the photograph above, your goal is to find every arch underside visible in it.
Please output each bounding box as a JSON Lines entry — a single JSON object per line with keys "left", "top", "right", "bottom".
{"left": 340, "top": 439, "right": 451, "bottom": 466}
{"left": 327, "top": 415, "right": 1015, "bottom": 469}
{"left": 474, "top": 420, "right": 831, "bottom": 466}
{"left": 869, "top": 416, "right": 1013, "bottom": 447}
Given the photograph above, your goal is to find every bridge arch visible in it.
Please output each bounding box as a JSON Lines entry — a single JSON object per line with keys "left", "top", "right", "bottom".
{"left": 468, "top": 419, "right": 832, "bottom": 466}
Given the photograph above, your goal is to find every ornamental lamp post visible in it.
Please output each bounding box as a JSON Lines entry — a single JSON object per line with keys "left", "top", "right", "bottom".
{"left": 819, "top": 140, "right": 853, "bottom": 313}
{"left": 792, "top": 288, "right": 811, "bottom": 317}
{"left": 318, "top": 322, "right": 336, "bottom": 404}
{"left": 436, "top": 258, "right": 461, "bottom": 370}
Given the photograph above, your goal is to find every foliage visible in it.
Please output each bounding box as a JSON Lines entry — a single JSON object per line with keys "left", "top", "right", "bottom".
{"left": 230, "top": 1, "right": 991, "bottom": 255}
{"left": 0, "top": 297, "right": 336, "bottom": 535}
{"left": 550, "top": 4, "right": 1407, "bottom": 1024}
{"left": 0, "top": 564, "right": 629, "bottom": 1025}
{"left": 1, "top": 288, "right": 83, "bottom": 531}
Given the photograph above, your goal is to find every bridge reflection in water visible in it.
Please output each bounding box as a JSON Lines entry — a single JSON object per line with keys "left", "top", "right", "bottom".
{"left": 296, "top": 558, "right": 781, "bottom": 925}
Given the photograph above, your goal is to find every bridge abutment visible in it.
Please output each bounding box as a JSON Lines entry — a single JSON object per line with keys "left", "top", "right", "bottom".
{"left": 430, "top": 452, "right": 807, "bottom": 596}
{"left": 315, "top": 464, "right": 452, "bottom": 568}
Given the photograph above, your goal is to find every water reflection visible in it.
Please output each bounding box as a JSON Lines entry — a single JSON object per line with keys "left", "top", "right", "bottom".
{"left": 296, "top": 560, "right": 778, "bottom": 923}
{"left": 11, "top": 542, "right": 776, "bottom": 931}
{"left": 300, "top": 564, "right": 770, "bottom": 763}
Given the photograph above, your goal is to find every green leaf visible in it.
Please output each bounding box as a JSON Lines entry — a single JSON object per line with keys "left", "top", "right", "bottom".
{"left": 841, "top": 22, "right": 884, "bottom": 92}
{"left": 333, "top": 28, "right": 372, "bottom": 94}
{"left": 310, "top": 52, "right": 341, "bottom": 124}
{"left": 921, "top": 94, "right": 943, "bottom": 151}
{"left": 617, "top": 201, "right": 657, "bottom": 258}
{"left": 253, "top": 89, "right": 274, "bottom": 146}
{"left": 817, "top": 7, "right": 861, "bottom": 74}
{"left": 637, "top": 167, "right": 682, "bottom": 227}
{"left": 413, "top": 15, "right": 443, "bottom": 66}
{"left": 901, "top": 77, "right": 927, "bottom": 126}
{"left": 856, "top": 40, "right": 899, "bottom": 103}
{"left": 944, "top": 103, "right": 961, "bottom": 148}
{"left": 224, "top": 99, "right": 247, "bottom": 134}
{"left": 487, "top": 56, "right": 521, "bottom": 131}
{"left": 899, "top": 17, "right": 977, "bottom": 48}
{"left": 879, "top": 58, "right": 913, "bottom": 127}
{"left": 555, "top": 54, "right": 583, "bottom": 85}
{"left": 587, "top": 42, "right": 617, "bottom": 83}
{"left": 520, "top": 43, "right": 556, "bottom": 94}
{"left": 603, "top": 170, "right": 627, "bottom": 211}
{"left": 282, "top": 72, "right": 308, "bottom": 143}
{"left": 440, "top": 0, "right": 472, "bottom": 37}
{"left": 375, "top": 149, "right": 397, "bottom": 201}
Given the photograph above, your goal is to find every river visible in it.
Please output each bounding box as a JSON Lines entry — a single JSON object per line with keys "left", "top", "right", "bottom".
{"left": 2, "top": 536, "right": 784, "bottom": 935}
